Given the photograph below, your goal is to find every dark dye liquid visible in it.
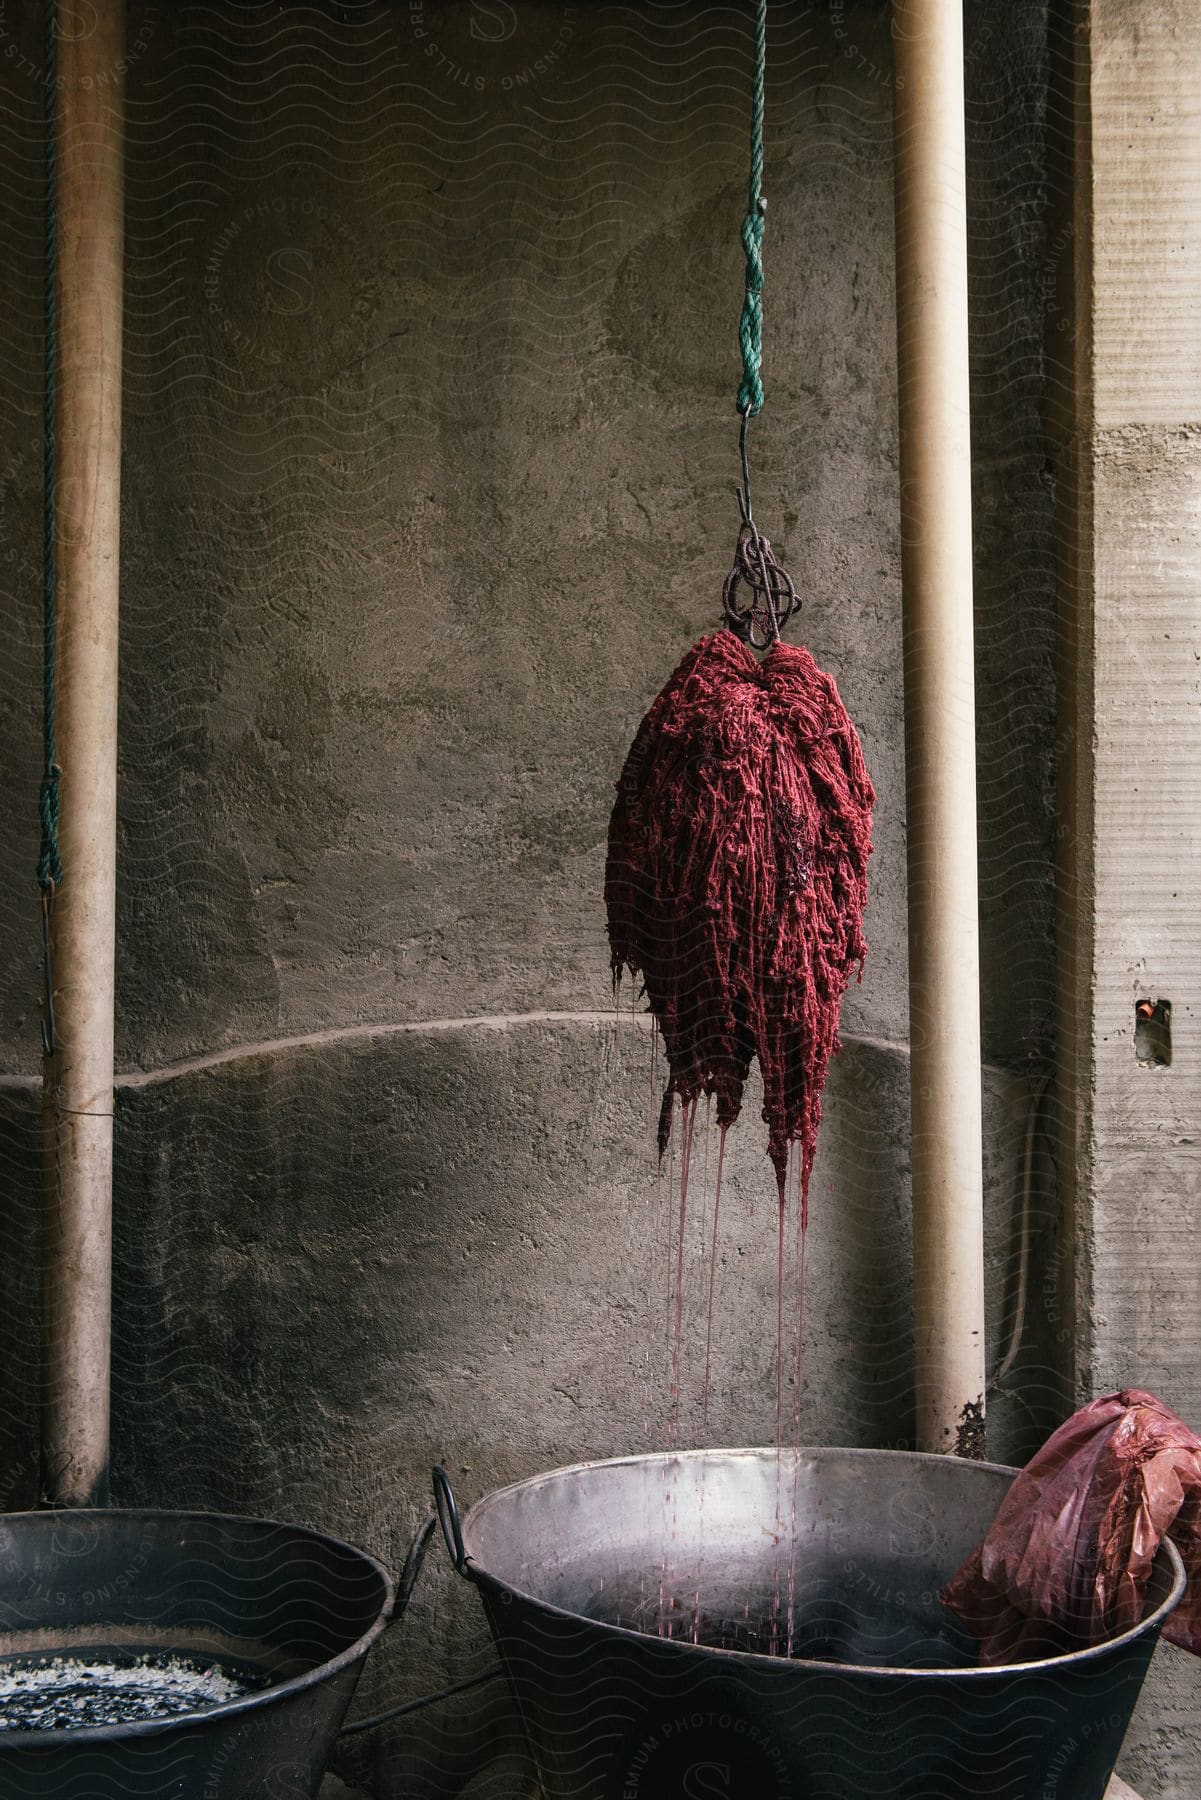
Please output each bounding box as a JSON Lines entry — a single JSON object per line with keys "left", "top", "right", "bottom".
{"left": 0, "top": 1651, "right": 272, "bottom": 1732}
{"left": 590, "top": 1581, "right": 980, "bottom": 1670}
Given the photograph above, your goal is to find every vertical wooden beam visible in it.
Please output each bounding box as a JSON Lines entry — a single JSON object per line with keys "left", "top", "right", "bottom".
{"left": 892, "top": 0, "right": 987, "bottom": 1454}
{"left": 41, "top": 0, "right": 125, "bottom": 1509}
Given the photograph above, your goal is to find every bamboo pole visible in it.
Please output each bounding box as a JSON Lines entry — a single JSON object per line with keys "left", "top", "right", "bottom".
{"left": 41, "top": 0, "right": 125, "bottom": 1508}
{"left": 891, "top": 0, "right": 986, "bottom": 1455}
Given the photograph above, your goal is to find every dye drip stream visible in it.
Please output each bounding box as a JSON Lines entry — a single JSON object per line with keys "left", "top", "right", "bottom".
{"left": 0, "top": 1652, "right": 271, "bottom": 1732}
{"left": 660, "top": 1080, "right": 811, "bottom": 1655}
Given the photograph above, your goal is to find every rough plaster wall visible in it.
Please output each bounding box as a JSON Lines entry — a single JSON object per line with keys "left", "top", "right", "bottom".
{"left": 0, "top": 2, "right": 1060, "bottom": 1795}
{"left": 965, "top": 0, "right": 1064, "bottom": 1455}
{"left": 0, "top": 0, "right": 1058, "bottom": 1074}
{"left": 969, "top": 0, "right": 1059, "bottom": 1070}
{"left": 1067, "top": 4, "right": 1201, "bottom": 1793}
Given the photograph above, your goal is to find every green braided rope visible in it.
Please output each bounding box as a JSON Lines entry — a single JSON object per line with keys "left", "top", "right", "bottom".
{"left": 39, "top": 0, "right": 61, "bottom": 894}
{"left": 737, "top": 0, "right": 767, "bottom": 417}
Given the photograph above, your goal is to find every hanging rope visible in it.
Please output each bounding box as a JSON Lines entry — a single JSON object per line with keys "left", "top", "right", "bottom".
{"left": 39, "top": 0, "right": 60, "bottom": 1057}
{"left": 39, "top": 0, "right": 61, "bottom": 899}
{"left": 736, "top": 0, "right": 767, "bottom": 417}
{"left": 725, "top": 0, "right": 799, "bottom": 647}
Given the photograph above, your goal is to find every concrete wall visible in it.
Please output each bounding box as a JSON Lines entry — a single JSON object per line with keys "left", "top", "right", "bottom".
{"left": 0, "top": 3, "right": 1065, "bottom": 1795}
{"left": 1053, "top": 3, "right": 1201, "bottom": 1793}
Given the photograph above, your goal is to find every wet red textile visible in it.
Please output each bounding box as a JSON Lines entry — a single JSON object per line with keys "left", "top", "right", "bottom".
{"left": 605, "top": 629, "right": 874, "bottom": 1208}
{"left": 942, "top": 1390, "right": 1201, "bottom": 1662}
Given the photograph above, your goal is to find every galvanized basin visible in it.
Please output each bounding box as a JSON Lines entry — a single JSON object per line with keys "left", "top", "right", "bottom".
{"left": 436, "top": 1447, "right": 1185, "bottom": 1800}
{"left": 0, "top": 1508, "right": 395, "bottom": 1798}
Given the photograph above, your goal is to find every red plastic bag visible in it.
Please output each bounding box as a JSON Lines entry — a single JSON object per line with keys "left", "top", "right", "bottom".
{"left": 941, "top": 1390, "right": 1201, "bottom": 1663}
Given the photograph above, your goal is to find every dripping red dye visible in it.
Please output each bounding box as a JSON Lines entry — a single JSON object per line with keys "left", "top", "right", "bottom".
{"left": 669, "top": 1097, "right": 699, "bottom": 1437}
{"left": 701, "top": 1123, "right": 728, "bottom": 1434}
{"left": 606, "top": 629, "right": 874, "bottom": 1211}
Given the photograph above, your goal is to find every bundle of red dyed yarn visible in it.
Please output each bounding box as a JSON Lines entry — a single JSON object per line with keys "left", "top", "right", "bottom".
{"left": 605, "top": 628, "right": 874, "bottom": 1210}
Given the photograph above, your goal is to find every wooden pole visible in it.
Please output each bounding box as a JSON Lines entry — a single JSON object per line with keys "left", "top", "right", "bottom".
{"left": 891, "top": 0, "right": 987, "bottom": 1455}
{"left": 41, "top": 0, "right": 125, "bottom": 1508}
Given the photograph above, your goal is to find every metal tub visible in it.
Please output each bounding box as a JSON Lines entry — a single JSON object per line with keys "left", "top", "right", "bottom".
{"left": 437, "top": 1447, "right": 1185, "bottom": 1800}
{"left": 0, "top": 1508, "right": 395, "bottom": 1798}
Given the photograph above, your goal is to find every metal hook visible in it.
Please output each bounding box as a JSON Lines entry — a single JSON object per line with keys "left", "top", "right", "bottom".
{"left": 40, "top": 881, "right": 57, "bottom": 1058}
{"left": 723, "top": 406, "right": 801, "bottom": 650}
{"left": 735, "top": 405, "right": 755, "bottom": 526}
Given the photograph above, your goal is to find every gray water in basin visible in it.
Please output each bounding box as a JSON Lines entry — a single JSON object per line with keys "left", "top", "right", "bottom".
{"left": 0, "top": 1651, "right": 272, "bottom": 1731}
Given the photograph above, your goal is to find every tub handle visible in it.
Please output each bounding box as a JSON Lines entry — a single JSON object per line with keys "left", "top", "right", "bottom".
{"left": 433, "top": 1463, "right": 469, "bottom": 1574}
{"left": 392, "top": 1510, "right": 437, "bottom": 1623}
{"left": 339, "top": 1507, "right": 501, "bottom": 1737}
